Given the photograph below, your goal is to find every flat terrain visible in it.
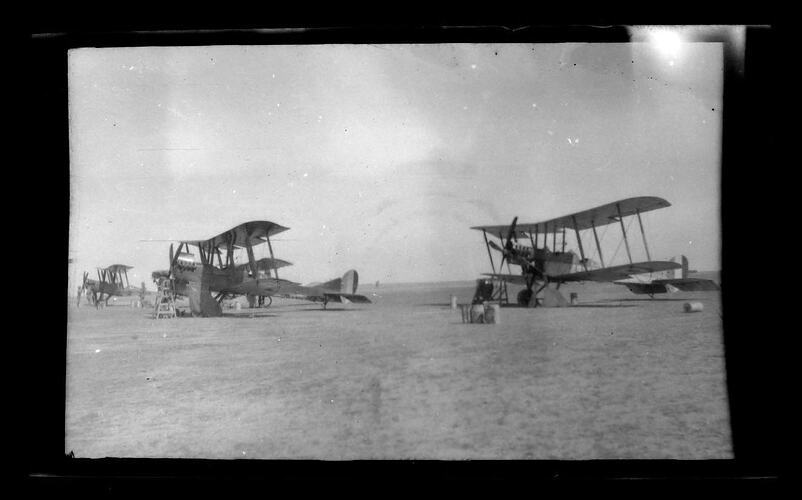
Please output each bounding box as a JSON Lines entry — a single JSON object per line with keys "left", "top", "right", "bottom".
{"left": 65, "top": 278, "right": 730, "bottom": 459}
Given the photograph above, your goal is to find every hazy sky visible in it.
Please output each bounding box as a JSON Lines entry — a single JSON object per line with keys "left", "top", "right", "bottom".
{"left": 68, "top": 40, "right": 722, "bottom": 287}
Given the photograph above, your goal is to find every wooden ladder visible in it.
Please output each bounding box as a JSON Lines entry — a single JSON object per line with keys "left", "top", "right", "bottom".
{"left": 491, "top": 276, "right": 509, "bottom": 305}
{"left": 154, "top": 278, "right": 177, "bottom": 319}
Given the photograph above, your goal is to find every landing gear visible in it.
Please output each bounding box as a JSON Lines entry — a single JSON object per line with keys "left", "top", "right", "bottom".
{"left": 517, "top": 288, "right": 533, "bottom": 306}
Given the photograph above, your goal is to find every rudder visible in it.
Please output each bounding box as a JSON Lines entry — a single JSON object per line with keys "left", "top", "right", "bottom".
{"left": 341, "top": 269, "right": 359, "bottom": 295}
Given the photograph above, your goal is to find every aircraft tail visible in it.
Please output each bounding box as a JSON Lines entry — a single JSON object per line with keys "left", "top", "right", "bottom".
{"left": 320, "top": 269, "right": 359, "bottom": 294}
{"left": 341, "top": 269, "right": 359, "bottom": 295}
{"left": 682, "top": 255, "right": 689, "bottom": 279}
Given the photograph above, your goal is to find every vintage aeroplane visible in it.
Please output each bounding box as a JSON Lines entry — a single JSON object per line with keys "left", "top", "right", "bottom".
{"left": 80, "top": 264, "right": 146, "bottom": 308}
{"left": 151, "top": 220, "right": 371, "bottom": 317}
{"left": 614, "top": 254, "right": 719, "bottom": 297}
{"left": 471, "top": 196, "right": 688, "bottom": 307}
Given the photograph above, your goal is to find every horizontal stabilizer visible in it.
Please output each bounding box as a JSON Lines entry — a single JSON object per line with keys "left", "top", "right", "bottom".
{"left": 323, "top": 293, "right": 372, "bottom": 304}
{"left": 653, "top": 278, "right": 720, "bottom": 292}
{"left": 615, "top": 281, "right": 669, "bottom": 295}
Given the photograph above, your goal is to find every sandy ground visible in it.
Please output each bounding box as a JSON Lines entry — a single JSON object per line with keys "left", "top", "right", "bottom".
{"left": 65, "top": 278, "right": 730, "bottom": 459}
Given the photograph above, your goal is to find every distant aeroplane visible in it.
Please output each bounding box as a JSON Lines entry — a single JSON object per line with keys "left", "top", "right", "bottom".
{"left": 614, "top": 254, "right": 719, "bottom": 297}
{"left": 152, "top": 221, "right": 371, "bottom": 317}
{"left": 471, "top": 196, "right": 686, "bottom": 307}
{"left": 80, "top": 264, "right": 146, "bottom": 308}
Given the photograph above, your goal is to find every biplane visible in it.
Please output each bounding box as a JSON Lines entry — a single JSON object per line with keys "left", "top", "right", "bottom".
{"left": 471, "top": 196, "right": 688, "bottom": 307}
{"left": 614, "top": 254, "right": 720, "bottom": 297}
{"left": 80, "top": 264, "right": 146, "bottom": 308}
{"left": 151, "top": 220, "right": 371, "bottom": 317}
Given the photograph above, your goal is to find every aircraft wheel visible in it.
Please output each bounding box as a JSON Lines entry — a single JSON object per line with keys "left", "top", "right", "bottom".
{"left": 517, "top": 289, "right": 533, "bottom": 306}
{"left": 263, "top": 296, "right": 272, "bottom": 307}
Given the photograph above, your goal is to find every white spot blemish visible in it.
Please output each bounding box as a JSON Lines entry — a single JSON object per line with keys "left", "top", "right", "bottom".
{"left": 470, "top": 64, "right": 477, "bottom": 69}
{"left": 547, "top": 130, "right": 554, "bottom": 136}
{"left": 95, "top": 349, "right": 101, "bottom": 353}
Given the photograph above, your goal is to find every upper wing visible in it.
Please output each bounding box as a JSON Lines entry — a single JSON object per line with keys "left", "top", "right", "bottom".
{"left": 182, "top": 220, "right": 290, "bottom": 249}
{"left": 472, "top": 196, "right": 670, "bottom": 236}
{"left": 103, "top": 264, "right": 133, "bottom": 273}
{"left": 552, "top": 260, "right": 682, "bottom": 282}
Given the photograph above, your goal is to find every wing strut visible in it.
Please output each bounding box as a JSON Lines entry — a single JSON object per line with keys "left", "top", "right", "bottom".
{"left": 482, "top": 230, "right": 497, "bottom": 275}
{"left": 616, "top": 202, "right": 633, "bottom": 264}
{"left": 265, "top": 234, "right": 279, "bottom": 280}
{"left": 561, "top": 226, "right": 566, "bottom": 252}
{"left": 636, "top": 209, "right": 651, "bottom": 261}
{"left": 245, "top": 240, "right": 258, "bottom": 278}
{"left": 571, "top": 215, "right": 588, "bottom": 272}
{"left": 542, "top": 224, "right": 547, "bottom": 248}
{"left": 591, "top": 221, "right": 605, "bottom": 268}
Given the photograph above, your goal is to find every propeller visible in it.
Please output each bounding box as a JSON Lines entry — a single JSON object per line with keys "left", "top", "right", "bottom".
{"left": 487, "top": 217, "right": 545, "bottom": 280}
{"left": 505, "top": 216, "right": 519, "bottom": 250}
{"left": 497, "top": 216, "right": 518, "bottom": 270}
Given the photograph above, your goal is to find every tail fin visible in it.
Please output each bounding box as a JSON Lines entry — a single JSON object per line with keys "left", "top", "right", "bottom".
{"left": 319, "top": 270, "right": 360, "bottom": 294}
{"left": 681, "top": 255, "right": 689, "bottom": 279}
{"left": 340, "top": 269, "right": 359, "bottom": 295}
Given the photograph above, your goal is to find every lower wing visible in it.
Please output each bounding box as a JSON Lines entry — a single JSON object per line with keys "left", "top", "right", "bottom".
{"left": 552, "top": 260, "right": 682, "bottom": 283}
{"left": 481, "top": 273, "right": 530, "bottom": 285}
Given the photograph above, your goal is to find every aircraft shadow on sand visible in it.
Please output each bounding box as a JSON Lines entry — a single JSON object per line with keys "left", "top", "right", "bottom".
{"left": 284, "top": 307, "right": 368, "bottom": 313}
{"left": 605, "top": 297, "right": 694, "bottom": 302}
{"left": 222, "top": 311, "right": 278, "bottom": 318}
{"left": 565, "top": 303, "right": 640, "bottom": 308}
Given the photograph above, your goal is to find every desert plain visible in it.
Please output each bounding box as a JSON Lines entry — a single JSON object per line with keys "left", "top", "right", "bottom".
{"left": 65, "top": 276, "right": 730, "bottom": 460}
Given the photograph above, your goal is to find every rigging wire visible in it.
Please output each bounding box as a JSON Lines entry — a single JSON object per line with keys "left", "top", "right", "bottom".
{"left": 608, "top": 216, "right": 635, "bottom": 267}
